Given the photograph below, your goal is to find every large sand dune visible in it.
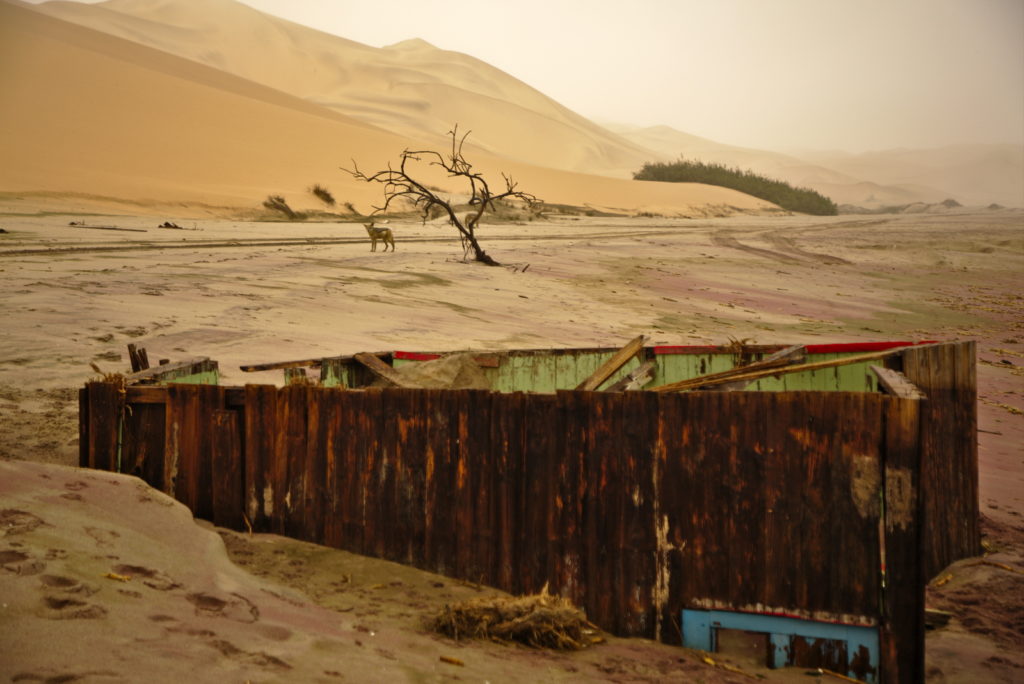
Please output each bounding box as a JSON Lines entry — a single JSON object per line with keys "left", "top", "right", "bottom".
{"left": 29, "top": 0, "right": 659, "bottom": 177}
{"left": 0, "top": 0, "right": 772, "bottom": 217}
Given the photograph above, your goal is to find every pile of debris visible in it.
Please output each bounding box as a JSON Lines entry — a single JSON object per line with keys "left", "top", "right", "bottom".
{"left": 433, "top": 586, "right": 603, "bottom": 650}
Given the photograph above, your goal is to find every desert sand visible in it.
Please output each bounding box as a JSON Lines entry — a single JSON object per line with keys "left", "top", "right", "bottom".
{"left": 1, "top": 0, "right": 1022, "bottom": 680}
{"left": 1, "top": 207, "right": 1022, "bottom": 682}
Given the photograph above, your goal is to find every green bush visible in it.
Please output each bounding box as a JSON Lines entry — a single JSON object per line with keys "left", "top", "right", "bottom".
{"left": 633, "top": 158, "right": 837, "bottom": 216}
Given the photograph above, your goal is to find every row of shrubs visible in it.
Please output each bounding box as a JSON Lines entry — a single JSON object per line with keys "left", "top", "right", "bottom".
{"left": 261, "top": 184, "right": 359, "bottom": 220}
{"left": 633, "top": 158, "right": 838, "bottom": 216}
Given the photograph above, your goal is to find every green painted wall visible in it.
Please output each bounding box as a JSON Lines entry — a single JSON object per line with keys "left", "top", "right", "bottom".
{"left": 342, "top": 349, "right": 883, "bottom": 393}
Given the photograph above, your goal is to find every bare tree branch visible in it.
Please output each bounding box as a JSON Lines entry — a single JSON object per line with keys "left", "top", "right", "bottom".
{"left": 342, "top": 126, "right": 539, "bottom": 266}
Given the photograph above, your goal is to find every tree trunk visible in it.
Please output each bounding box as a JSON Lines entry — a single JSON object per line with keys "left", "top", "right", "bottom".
{"left": 463, "top": 226, "right": 500, "bottom": 266}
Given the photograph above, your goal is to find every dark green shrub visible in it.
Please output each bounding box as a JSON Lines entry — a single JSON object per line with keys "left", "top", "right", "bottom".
{"left": 634, "top": 158, "right": 837, "bottom": 216}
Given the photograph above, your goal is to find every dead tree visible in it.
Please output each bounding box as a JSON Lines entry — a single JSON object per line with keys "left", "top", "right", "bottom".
{"left": 343, "top": 126, "right": 538, "bottom": 266}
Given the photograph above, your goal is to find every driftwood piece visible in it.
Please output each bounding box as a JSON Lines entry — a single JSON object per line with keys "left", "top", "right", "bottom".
{"left": 871, "top": 366, "right": 925, "bottom": 399}
{"left": 239, "top": 352, "right": 390, "bottom": 373}
{"left": 73, "top": 224, "right": 148, "bottom": 232}
{"left": 652, "top": 345, "right": 925, "bottom": 393}
{"left": 353, "top": 352, "right": 424, "bottom": 388}
{"left": 125, "top": 357, "right": 210, "bottom": 384}
{"left": 128, "top": 344, "right": 143, "bottom": 373}
{"left": 575, "top": 335, "right": 647, "bottom": 391}
{"left": 652, "top": 344, "right": 806, "bottom": 393}
{"left": 603, "top": 360, "right": 656, "bottom": 392}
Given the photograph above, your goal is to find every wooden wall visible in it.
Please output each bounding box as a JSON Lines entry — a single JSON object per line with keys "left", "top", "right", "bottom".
{"left": 894, "top": 341, "right": 979, "bottom": 579}
{"left": 81, "top": 382, "right": 945, "bottom": 680}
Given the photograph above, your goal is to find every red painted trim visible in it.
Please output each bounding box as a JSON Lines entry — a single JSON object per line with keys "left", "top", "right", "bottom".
{"left": 804, "top": 341, "right": 937, "bottom": 354}
{"left": 655, "top": 341, "right": 937, "bottom": 355}
{"left": 393, "top": 351, "right": 441, "bottom": 361}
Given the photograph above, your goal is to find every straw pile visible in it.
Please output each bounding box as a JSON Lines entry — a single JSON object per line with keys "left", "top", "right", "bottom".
{"left": 433, "top": 586, "right": 603, "bottom": 650}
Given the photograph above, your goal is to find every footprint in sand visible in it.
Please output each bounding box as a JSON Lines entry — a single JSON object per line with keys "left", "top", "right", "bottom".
{"left": 185, "top": 592, "right": 260, "bottom": 623}
{"left": 111, "top": 563, "right": 180, "bottom": 591}
{"left": 0, "top": 549, "right": 46, "bottom": 575}
{"left": 37, "top": 595, "right": 107, "bottom": 620}
{"left": 39, "top": 574, "right": 97, "bottom": 596}
{"left": 83, "top": 526, "right": 120, "bottom": 547}
{"left": 34, "top": 574, "right": 105, "bottom": 619}
{"left": 0, "top": 509, "right": 46, "bottom": 536}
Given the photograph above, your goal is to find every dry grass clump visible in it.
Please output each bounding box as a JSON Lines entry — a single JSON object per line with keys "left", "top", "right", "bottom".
{"left": 309, "top": 183, "right": 336, "bottom": 206}
{"left": 262, "top": 195, "right": 302, "bottom": 220}
{"left": 433, "top": 586, "right": 603, "bottom": 650}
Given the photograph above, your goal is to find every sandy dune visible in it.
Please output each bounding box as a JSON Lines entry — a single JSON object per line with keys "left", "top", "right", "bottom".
{"left": 25, "top": 0, "right": 1021, "bottom": 211}
{"left": 0, "top": 0, "right": 773, "bottom": 218}
{"left": 31, "top": 0, "right": 658, "bottom": 177}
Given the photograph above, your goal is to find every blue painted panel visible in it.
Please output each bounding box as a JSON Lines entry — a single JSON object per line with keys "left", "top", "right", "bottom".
{"left": 682, "top": 609, "right": 878, "bottom": 683}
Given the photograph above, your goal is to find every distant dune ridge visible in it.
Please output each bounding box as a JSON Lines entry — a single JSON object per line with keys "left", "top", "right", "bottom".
{"left": 2, "top": 0, "right": 1021, "bottom": 214}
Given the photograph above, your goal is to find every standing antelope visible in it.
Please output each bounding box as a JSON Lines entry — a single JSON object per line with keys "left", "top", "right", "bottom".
{"left": 364, "top": 220, "right": 395, "bottom": 252}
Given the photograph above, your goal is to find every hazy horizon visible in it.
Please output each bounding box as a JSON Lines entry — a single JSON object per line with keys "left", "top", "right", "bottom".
{"left": 21, "top": 0, "right": 1024, "bottom": 155}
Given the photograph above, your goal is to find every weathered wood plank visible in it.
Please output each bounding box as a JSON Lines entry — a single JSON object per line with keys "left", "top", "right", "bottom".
{"left": 125, "top": 358, "right": 212, "bottom": 384}
{"left": 78, "top": 387, "right": 89, "bottom": 469}
{"left": 466, "top": 390, "right": 494, "bottom": 585}
{"left": 244, "top": 385, "right": 277, "bottom": 530}
{"left": 881, "top": 396, "right": 924, "bottom": 684}
{"left": 121, "top": 401, "right": 166, "bottom": 491}
{"left": 871, "top": 365, "right": 925, "bottom": 399}
{"left": 353, "top": 352, "right": 423, "bottom": 388}
{"left": 86, "top": 382, "right": 122, "bottom": 472}
{"left": 603, "top": 360, "right": 656, "bottom": 392}
{"left": 575, "top": 335, "right": 646, "bottom": 391}
{"left": 239, "top": 351, "right": 392, "bottom": 372}
{"left": 653, "top": 346, "right": 927, "bottom": 393}
{"left": 211, "top": 409, "right": 243, "bottom": 530}
{"left": 303, "top": 387, "right": 327, "bottom": 544}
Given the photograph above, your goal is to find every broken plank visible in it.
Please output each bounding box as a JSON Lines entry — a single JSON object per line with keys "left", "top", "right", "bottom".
{"left": 239, "top": 351, "right": 390, "bottom": 372}
{"left": 353, "top": 352, "right": 424, "bottom": 388}
{"left": 575, "top": 335, "right": 647, "bottom": 391}
{"left": 653, "top": 345, "right": 926, "bottom": 393}
{"left": 603, "top": 360, "right": 656, "bottom": 392}
{"left": 871, "top": 366, "right": 926, "bottom": 400}
{"left": 128, "top": 343, "right": 143, "bottom": 373}
{"left": 74, "top": 224, "right": 148, "bottom": 232}
{"left": 652, "top": 344, "right": 806, "bottom": 392}
{"left": 125, "top": 357, "right": 211, "bottom": 383}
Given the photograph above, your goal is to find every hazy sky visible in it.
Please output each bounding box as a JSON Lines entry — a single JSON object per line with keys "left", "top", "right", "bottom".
{"left": 29, "top": 0, "right": 1024, "bottom": 153}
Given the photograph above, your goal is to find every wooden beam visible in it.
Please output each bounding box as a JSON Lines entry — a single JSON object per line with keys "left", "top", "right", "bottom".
{"left": 603, "top": 360, "right": 656, "bottom": 392}
{"left": 652, "top": 344, "right": 806, "bottom": 393}
{"left": 575, "top": 335, "right": 647, "bottom": 391}
{"left": 353, "top": 352, "right": 423, "bottom": 388}
{"left": 73, "top": 224, "right": 148, "bottom": 232}
{"left": 871, "top": 366, "right": 925, "bottom": 400}
{"left": 239, "top": 351, "right": 391, "bottom": 373}
{"left": 128, "top": 343, "right": 142, "bottom": 373}
{"left": 125, "top": 357, "right": 210, "bottom": 383}
{"left": 652, "top": 346, "right": 924, "bottom": 393}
